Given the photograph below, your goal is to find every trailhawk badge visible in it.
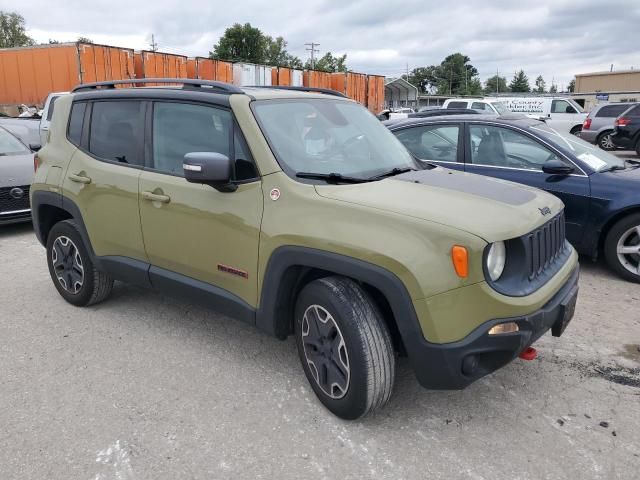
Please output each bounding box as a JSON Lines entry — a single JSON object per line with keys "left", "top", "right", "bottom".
{"left": 539, "top": 206, "right": 552, "bottom": 216}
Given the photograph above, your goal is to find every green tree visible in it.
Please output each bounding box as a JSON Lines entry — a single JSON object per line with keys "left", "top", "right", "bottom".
{"left": 484, "top": 75, "right": 509, "bottom": 94}
{"left": 263, "top": 35, "right": 302, "bottom": 68}
{"left": 406, "top": 53, "right": 479, "bottom": 95}
{"left": 0, "top": 11, "right": 35, "bottom": 48}
{"left": 509, "top": 70, "right": 530, "bottom": 92}
{"left": 549, "top": 83, "right": 558, "bottom": 93}
{"left": 77, "top": 36, "right": 93, "bottom": 44}
{"left": 567, "top": 79, "right": 575, "bottom": 93}
{"left": 534, "top": 75, "right": 546, "bottom": 93}
{"left": 306, "top": 52, "right": 348, "bottom": 72}
{"left": 211, "top": 23, "right": 267, "bottom": 64}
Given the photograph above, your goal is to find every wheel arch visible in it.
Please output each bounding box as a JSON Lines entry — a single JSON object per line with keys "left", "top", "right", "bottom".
{"left": 598, "top": 206, "right": 640, "bottom": 251}
{"left": 256, "top": 246, "right": 420, "bottom": 355}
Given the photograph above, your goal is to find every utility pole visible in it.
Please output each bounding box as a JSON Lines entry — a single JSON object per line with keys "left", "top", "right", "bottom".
{"left": 305, "top": 42, "right": 320, "bottom": 69}
{"left": 496, "top": 68, "right": 499, "bottom": 94}
{"left": 449, "top": 66, "right": 452, "bottom": 95}
{"left": 150, "top": 34, "right": 158, "bottom": 52}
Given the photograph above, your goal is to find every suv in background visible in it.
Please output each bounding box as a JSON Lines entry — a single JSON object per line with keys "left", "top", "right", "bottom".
{"left": 611, "top": 103, "right": 640, "bottom": 155}
{"left": 31, "top": 79, "right": 579, "bottom": 419}
{"left": 580, "top": 102, "right": 636, "bottom": 150}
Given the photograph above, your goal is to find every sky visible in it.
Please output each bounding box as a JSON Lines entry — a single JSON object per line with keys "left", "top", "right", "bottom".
{"left": 4, "top": 0, "right": 640, "bottom": 89}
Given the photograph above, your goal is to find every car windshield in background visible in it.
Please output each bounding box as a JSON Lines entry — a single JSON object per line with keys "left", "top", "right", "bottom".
{"left": 492, "top": 102, "right": 511, "bottom": 115}
{"left": 0, "top": 128, "right": 30, "bottom": 156}
{"left": 252, "top": 99, "right": 417, "bottom": 179}
{"left": 531, "top": 124, "right": 624, "bottom": 172}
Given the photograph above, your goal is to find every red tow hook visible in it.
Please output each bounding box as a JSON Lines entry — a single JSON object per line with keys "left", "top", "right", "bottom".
{"left": 519, "top": 347, "right": 538, "bottom": 361}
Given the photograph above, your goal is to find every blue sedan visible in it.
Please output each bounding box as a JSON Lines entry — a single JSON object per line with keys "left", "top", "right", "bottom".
{"left": 387, "top": 115, "right": 640, "bottom": 282}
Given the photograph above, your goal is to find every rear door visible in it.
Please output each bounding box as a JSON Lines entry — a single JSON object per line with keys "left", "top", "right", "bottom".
{"left": 392, "top": 122, "right": 464, "bottom": 171}
{"left": 138, "top": 100, "right": 263, "bottom": 307}
{"left": 463, "top": 122, "right": 591, "bottom": 247}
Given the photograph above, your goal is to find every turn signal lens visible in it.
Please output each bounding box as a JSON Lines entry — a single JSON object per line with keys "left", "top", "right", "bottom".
{"left": 488, "top": 322, "right": 519, "bottom": 335}
{"left": 451, "top": 245, "right": 469, "bottom": 278}
{"left": 33, "top": 153, "right": 40, "bottom": 172}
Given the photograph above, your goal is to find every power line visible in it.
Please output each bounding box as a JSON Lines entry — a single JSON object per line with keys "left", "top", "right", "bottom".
{"left": 305, "top": 42, "right": 320, "bottom": 69}
{"left": 149, "top": 34, "right": 158, "bottom": 52}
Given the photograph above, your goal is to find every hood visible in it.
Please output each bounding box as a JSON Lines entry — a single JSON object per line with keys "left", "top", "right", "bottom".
{"left": 315, "top": 167, "right": 564, "bottom": 243}
{"left": 1, "top": 152, "right": 34, "bottom": 187}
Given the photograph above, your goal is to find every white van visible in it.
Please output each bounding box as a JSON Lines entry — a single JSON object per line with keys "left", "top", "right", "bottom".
{"left": 486, "top": 97, "right": 587, "bottom": 134}
{"left": 39, "top": 92, "right": 68, "bottom": 145}
{"left": 442, "top": 98, "right": 511, "bottom": 115}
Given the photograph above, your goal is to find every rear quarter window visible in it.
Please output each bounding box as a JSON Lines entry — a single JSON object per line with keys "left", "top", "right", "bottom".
{"left": 447, "top": 101, "right": 468, "bottom": 109}
{"left": 595, "top": 104, "right": 631, "bottom": 118}
{"left": 67, "top": 102, "right": 86, "bottom": 146}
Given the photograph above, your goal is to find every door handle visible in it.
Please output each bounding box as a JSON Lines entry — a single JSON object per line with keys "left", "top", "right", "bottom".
{"left": 68, "top": 173, "right": 91, "bottom": 184}
{"left": 141, "top": 191, "right": 171, "bottom": 204}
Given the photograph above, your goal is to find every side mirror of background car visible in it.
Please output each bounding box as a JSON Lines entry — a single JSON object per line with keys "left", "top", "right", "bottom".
{"left": 183, "top": 152, "right": 237, "bottom": 192}
{"left": 29, "top": 143, "right": 41, "bottom": 152}
{"left": 542, "top": 159, "right": 574, "bottom": 175}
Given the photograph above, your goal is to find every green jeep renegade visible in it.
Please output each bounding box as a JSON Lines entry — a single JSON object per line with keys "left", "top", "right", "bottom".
{"left": 31, "top": 79, "right": 579, "bottom": 419}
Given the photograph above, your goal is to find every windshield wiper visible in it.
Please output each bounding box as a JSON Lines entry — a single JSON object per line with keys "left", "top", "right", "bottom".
{"left": 367, "top": 166, "right": 417, "bottom": 181}
{"left": 625, "top": 159, "right": 640, "bottom": 167}
{"left": 296, "top": 172, "right": 369, "bottom": 184}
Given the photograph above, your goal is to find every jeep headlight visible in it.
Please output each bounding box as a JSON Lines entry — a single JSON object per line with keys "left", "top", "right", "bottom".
{"left": 486, "top": 241, "right": 506, "bottom": 281}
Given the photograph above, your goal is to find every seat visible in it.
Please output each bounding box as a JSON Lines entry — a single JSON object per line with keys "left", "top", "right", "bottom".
{"left": 475, "top": 131, "right": 506, "bottom": 166}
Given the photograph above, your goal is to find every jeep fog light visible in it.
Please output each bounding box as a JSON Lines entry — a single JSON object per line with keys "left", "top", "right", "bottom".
{"left": 486, "top": 241, "right": 506, "bottom": 281}
{"left": 488, "top": 322, "right": 519, "bottom": 335}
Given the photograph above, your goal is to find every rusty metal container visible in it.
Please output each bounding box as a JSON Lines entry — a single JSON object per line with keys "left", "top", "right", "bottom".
{"left": 366, "top": 75, "right": 385, "bottom": 113}
{"left": 134, "top": 50, "right": 188, "bottom": 80}
{"left": 0, "top": 42, "right": 134, "bottom": 105}
{"left": 303, "top": 70, "right": 333, "bottom": 89}
{"left": 331, "top": 72, "right": 368, "bottom": 106}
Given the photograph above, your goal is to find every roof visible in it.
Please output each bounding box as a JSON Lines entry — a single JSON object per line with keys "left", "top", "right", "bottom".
{"left": 576, "top": 69, "right": 640, "bottom": 78}
{"left": 386, "top": 114, "right": 541, "bottom": 129}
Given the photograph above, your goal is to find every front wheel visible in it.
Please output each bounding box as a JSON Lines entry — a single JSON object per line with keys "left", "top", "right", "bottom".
{"left": 604, "top": 213, "right": 640, "bottom": 283}
{"left": 294, "top": 276, "right": 395, "bottom": 419}
{"left": 597, "top": 131, "right": 616, "bottom": 151}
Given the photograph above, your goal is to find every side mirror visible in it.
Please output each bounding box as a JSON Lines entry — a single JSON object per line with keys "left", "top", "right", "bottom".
{"left": 542, "top": 159, "right": 574, "bottom": 175}
{"left": 29, "top": 143, "right": 41, "bottom": 152}
{"left": 183, "top": 152, "right": 236, "bottom": 192}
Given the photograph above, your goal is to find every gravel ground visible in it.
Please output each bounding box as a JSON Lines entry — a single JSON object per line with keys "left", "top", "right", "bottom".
{"left": 1, "top": 223, "right": 638, "bottom": 480}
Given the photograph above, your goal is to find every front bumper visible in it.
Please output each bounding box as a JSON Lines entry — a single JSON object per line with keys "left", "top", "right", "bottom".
{"left": 408, "top": 266, "right": 579, "bottom": 390}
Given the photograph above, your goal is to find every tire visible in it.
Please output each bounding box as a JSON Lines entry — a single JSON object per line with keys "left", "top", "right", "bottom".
{"left": 294, "top": 276, "right": 395, "bottom": 420}
{"left": 603, "top": 213, "right": 640, "bottom": 283}
{"left": 597, "top": 131, "right": 616, "bottom": 151}
{"left": 46, "top": 220, "right": 114, "bottom": 306}
{"left": 570, "top": 125, "right": 582, "bottom": 136}
{"left": 635, "top": 139, "right": 640, "bottom": 157}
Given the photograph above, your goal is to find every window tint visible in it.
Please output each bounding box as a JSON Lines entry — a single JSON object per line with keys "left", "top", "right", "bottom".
{"left": 551, "top": 99, "right": 577, "bottom": 114}
{"left": 152, "top": 102, "right": 235, "bottom": 176}
{"left": 395, "top": 125, "right": 459, "bottom": 162}
{"left": 89, "top": 101, "right": 144, "bottom": 165}
{"left": 46, "top": 95, "right": 59, "bottom": 121}
{"left": 0, "top": 127, "right": 29, "bottom": 155}
{"left": 447, "top": 101, "right": 467, "bottom": 109}
{"left": 233, "top": 129, "right": 258, "bottom": 180}
{"left": 595, "top": 104, "right": 629, "bottom": 118}
{"left": 469, "top": 125, "right": 560, "bottom": 170}
{"left": 471, "top": 102, "right": 488, "bottom": 110}
{"left": 67, "top": 102, "right": 86, "bottom": 146}
{"left": 626, "top": 104, "right": 640, "bottom": 117}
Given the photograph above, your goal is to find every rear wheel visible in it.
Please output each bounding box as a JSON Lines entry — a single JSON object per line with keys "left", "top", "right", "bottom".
{"left": 570, "top": 125, "right": 582, "bottom": 136}
{"left": 294, "top": 276, "right": 395, "bottom": 419}
{"left": 604, "top": 213, "right": 640, "bottom": 283}
{"left": 46, "top": 220, "right": 114, "bottom": 306}
{"left": 597, "top": 131, "right": 616, "bottom": 151}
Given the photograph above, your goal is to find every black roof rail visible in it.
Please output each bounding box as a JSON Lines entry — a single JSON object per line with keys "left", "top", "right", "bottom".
{"left": 246, "top": 85, "right": 347, "bottom": 98}
{"left": 71, "top": 78, "right": 244, "bottom": 94}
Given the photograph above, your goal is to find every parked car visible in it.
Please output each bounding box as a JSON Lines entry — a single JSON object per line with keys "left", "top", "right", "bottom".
{"left": 39, "top": 92, "right": 68, "bottom": 145}
{"left": 382, "top": 108, "right": 487, "bottom": 126}
{"left": 580, "top": 102, "right": 636, "bottom": 151}
{"left": 0, "top": 126, "right": 35, "bottom": 225}
{"left": 31, "top": 79, "right": 579, "bottom": 419}
{"left": 442, "top": 98, "right": 511, "bottom": 115}
{"left": 488, "top": 96, "right": 587, "bottom": 135}
{"left": 0, "top": 117, "right": 41, "bottom": 150}
{"left": 611, "top": 103, "right": 640, "bottom": 155}
{"left": 388, "top": 115, "right": 640, "bottom": 282}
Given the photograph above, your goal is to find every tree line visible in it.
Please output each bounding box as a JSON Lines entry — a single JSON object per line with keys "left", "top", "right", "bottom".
{"left": 403, "top": 53, "right": 575, "bottom": 95}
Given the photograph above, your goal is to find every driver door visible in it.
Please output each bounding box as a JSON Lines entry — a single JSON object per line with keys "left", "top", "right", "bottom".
{"left": 463, "top": 123, "right": 591, "bottom": 247}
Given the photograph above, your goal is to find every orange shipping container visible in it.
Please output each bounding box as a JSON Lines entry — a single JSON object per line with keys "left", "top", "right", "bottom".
{"left": 0, "top": 42, "right": 134, "bottom": 105}
{"left": 366, "top": 75, "right": 385, "bottom": 113}
{"left": 303, "top": 70, "right": 333, "bottom": 89}
{"left": 270, "top": 67, "right": 293, "bottom": 86}
{"left": 134, "top": 50, "right": 188, "bottom": 81}
{"left": 186, "top": 57, "right": 234, "bottom": 84}
{"left": 331, "top": 72, "right": 368, "bottom": 106}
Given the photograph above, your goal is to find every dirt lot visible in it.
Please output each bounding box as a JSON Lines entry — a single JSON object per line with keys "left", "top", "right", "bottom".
{"left": 0, "top": 223, "right": 638, "bottom": 480}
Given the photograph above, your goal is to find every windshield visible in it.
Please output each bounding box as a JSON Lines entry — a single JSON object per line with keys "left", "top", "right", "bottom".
{"left": 491, "top": 101, "right": 511, "bottom": 115}
{"left": 567, "top": 98, "right": 584, "bottom": 113}
{"left": 531, "top": 123, "right": 623, "bottom": 171}
{"left": 252, "top": 99, "right": 417, "bottom": 179}
{"left": 0, "top": 128, "right": 30, "bottom": 156}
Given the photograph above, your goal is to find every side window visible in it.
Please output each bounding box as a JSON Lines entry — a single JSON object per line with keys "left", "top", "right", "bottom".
{"left": 88, "top": 101, "right": 144, "bottom": 166}
{"left": 447, "top": 101, "right": 468, "bottom": 109}
{"left": 233, "top": 129, "right": 259, "bottom": 181}
{"left": 471, "top": 102, "right": 488, "bottom": 110}
{"left": 152, "top": 102, "right": 233, "bottom": 176}
{"left": 596, "top": 105, "right": 629, "bottom": 118}
{"left": 67, "top": 102, "right": 86, "bottom": 146}
{"left": 469, "top": 125, "right": 560, "bottom": 170}
{"left": 626, "top": 104, "right": 640, "bottom": 117}
{"left": 46, "top": 96, "right": 59, "bottom": 121}
{"left": 395, "top": 125, "right": 459, "bottom": 162}
{"left": 551, "top": 100, "right": 577, "bottom": 114}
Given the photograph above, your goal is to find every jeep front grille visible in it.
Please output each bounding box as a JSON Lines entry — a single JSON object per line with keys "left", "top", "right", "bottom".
{"left": 526, "top": 211, "right": 566, "bottom": 281}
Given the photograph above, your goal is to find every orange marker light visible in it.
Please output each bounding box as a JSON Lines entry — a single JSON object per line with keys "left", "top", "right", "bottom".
{"left": 451, "top": 245, "right": 469, "bottom": 278}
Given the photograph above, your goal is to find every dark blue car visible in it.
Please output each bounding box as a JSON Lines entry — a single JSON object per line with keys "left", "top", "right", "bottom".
{"left": 387, "top": 115, "right": 640, "bottom": 282}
